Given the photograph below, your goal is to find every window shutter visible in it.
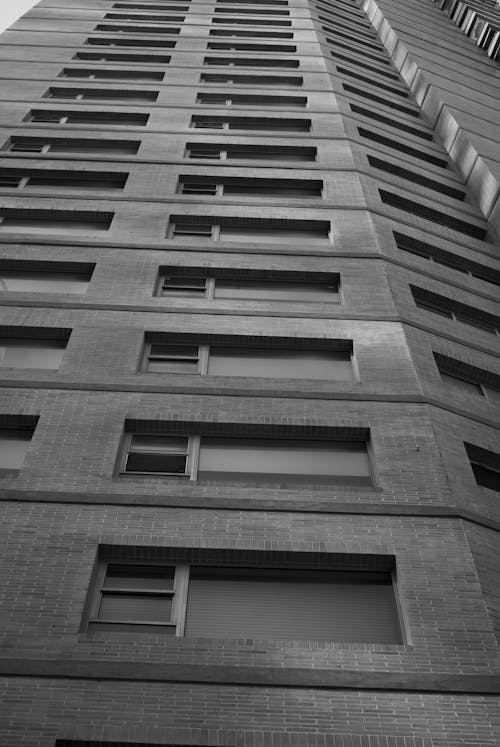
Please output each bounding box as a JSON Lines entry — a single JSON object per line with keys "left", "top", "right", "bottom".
{"left": 185, "top": 567, "right": 402, "bottom": 643}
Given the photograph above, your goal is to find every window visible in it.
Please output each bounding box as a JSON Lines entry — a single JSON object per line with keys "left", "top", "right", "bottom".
{"left": 87, "top": 557, "right": 401, "bottom": 643}
{"left": 28, "top": 110, "right": 149, "bottom": 127}
{"left": 464, "top": 443, "right": 500, "bottom": 493}
{"left": 85, "top": 37, "right": 176, "bottom": 48}
{"left": 322, "top": 24, "right": 381, "bottom": 51}
{"left": 217, "top": 0, "right": 289, "bottom": 5}
{"left": 214, "top": 7, "right": 290, "bottom": 14}
{"left": 0, "top": 209, "right": 113, "bottom": 233}
{"left": 330, "top": 51, "right": 399, "bottom": 80}
{"left": 104, "top": 13, "right": 185, "bottom": 22}
{"left": 197, "top": 92, "right": 306, "bottom": 107}
{"left": 209, "top": 29, "right": 294, "bottom": 38}
{"left": 0, "top": 333, "right": 69, "bottom": 370}
{"left": 0, "top": 262, "right": 93, "bottom": 294}
{"left": 0, "top": 417, "right": 37, "bottom": 471}
{"left": 178, "top": 176, "right": 322, "bottom": 198}
{"left": 0, "top": 170, "right": 128, "bottom": 191}
{"left": 358, "top": 128, "right": 447, "bottom": 167}
{"left": 45, "top": 87, "right": 158, "bottom": 102}
{"left": 142, "top": 337, "right": 353, "bottom": 380}
{"left": 158, "top": 270, "right": 339, "bottom": 302}
{"left": 337, "top": 67, "right": 407, "bottom": 98}
{"left": 73, "top": 52, "right": 172, "bottom": 63}
{"left": 350, "top": 104, "right": 432, "bottom": 141}
{"left": 94, "top": 24, "right": 181, "bottom": 34}
{"left": 367, "top": 156, "right": 464, "bottom": 200}
{"left": 434, "top": 353, "right": 500, "bottom": 402}
{"left": 211, "top": 16, "right": 291, "bottom": 24}
{"left": 113, "top": 2, "right": 189, "bottom": 8}
{"left": 411, "top": 286, "right": 499, "bottom": 334}
{"left": 203, "top": 55, "right": 298, "bottom": 67}
{"left": 58, "top": 68, "right": 164, "bottom": 81}
{"left": 7, "top": 137, "right": 140, "bottom": 156}
{"left": 185, "top": 142, "right": 316, "bottom": 161}
{"left": 343, "top": 84, "right": 418, "bottom": 117}
{"left": 122, "top": 429, "right": 372, "bottom": 484}
{"left": 393, "top": 231, "right": 500, "bottom": 285}
{"left": 200, "top": 73, "right": 302, "bottom": 86}
{"left": 190, "top": 115, "right": 310, "bottom": 132}
{"left": 325, "top": 35, "right": 390, "bottom": 65}
{"left": 380, "top": 191, "right": 487, "bottom": 241}
{"left": 393, "top": 232, "right": 500, "bottom": 287}
{"left": 168, "top": 216, "right": 330, "bottom": 243}
{"left": 207, "top": 42, "right": 296, "bottom": 52}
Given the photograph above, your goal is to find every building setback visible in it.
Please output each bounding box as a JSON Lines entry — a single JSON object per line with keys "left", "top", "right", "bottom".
{"left": 0, "top": 0, "right": 499, "bottom": 744}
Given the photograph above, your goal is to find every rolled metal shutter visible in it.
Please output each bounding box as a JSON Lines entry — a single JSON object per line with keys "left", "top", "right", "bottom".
{"left": 185, "top": 567, "right": 402, "bottom": 643}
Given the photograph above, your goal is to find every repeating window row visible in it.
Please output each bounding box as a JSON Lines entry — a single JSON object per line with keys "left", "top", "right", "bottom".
{"left": 1, "top": 420, "right": 498, "bottom": 494}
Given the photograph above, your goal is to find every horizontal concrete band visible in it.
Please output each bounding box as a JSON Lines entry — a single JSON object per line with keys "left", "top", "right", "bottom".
{"left": 1, "top": 659, "right": 499, "bottom": 694}
{"left": 1, "top": 489, "right": 499, "bottom": 532}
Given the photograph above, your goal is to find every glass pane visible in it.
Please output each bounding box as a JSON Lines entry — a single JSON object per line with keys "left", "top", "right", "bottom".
{"left": 0, "top": 218, "right": 109, "bottom": 232}
{"left": 219, "top": 225, "right": 326, "bottom": 242}
{"left": 126, "top": 452, "right": 188, "bottom": 474}
{"left": 104, "top": 564, "right": 175, "bottom": 590}
{"left": 162, "top": 276, "right": 207, "bottom": 294}
{"left": 214, "top": 279, "right": 338, "bottom": 302}
{"left": 441, "top": 372, "right": 483, "bottom": 397}
{"left": 130, "top": 435, "right": 188, "bottom": 453}
{"left": 208, "top": 348, "right": 353, "bottom": 380}
{"left": 455, "top": 314, "right": 496, "bottom": 333}
{"left": 0, "top": 429, "right": 31, "bottom": 469}
{"left": 149, "top": 344, "right": 199, "bottom": 357}
{"left": 0, "top": 271, "right": 89, "bottom": 294}
{"left": 99, "top": 593, "right": 172, "bottom": 622}
{"left": 198, "top": 438, "right": 370, "bottom": 480}
{"left": 0, "top": 339, "right": 66, "bottom": 369}
{"left": 186, "top": 567, "right": 401, "bottom": 643}
{"left": 147, "top": 360, "right": 199, "bottom": 373}
{"left": 471, "top": 463, "right": 500, "bottom": 493}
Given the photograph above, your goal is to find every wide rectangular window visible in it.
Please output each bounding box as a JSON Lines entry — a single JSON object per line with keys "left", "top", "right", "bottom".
{"left": 207, "top": 42, "right": 296, "bottom": 52}
{"left": 203, "top": 56, "right": 297, "bottom": 67}
{"left": 435, "top": 353, "right": 500, "bottom": 403}
{"left": 143, "top": 340, "right": 353, "bottom": 380}
{"left": 73, "top": 52, "right": 172, "bottom": 63}
{"left": 87, "top": 558, "right": 401, "bottom": 643}
{"left": 168, "top": 216, "right": 330, "bottom": 243}
{"left": 0, "top": 210, "right": 113, "bottom": 233}
{"left": 7, "top": 137, "right": 140, "bottom": 156}
{"left": 0, "top": 170, "right": 128, "bottom": 191}
{"left": 185, "top": 142, "right": 316, "bottom": 161}
{"left": 58, "top": 68, "right": 165, "bottom": 82}
{"left": 178, "top": 176, "right": 322, "bottom": 198}
{"left": 190, "top": 115, "right": 310, "bottom": 132}
{"left": 0, "top": 336, "right": 68, "bottom": 369}
{"left": 122, "top": 432, "right": 372, "bottom": 485}
{"left": 28, "top": 110, "right": 149, "bottom": 127}
{"left": 200, "top": 73, "right": 302, "bottom": 86}
{"left": 0, "top": 263, "right": 93, "bottom": 294}
{"left": 411, "top": 286, "right": 500, "bottom": 335}
{"left": 197, "top": 92, "right": 306, "bottom": 107}
{"left": 158, "top": 272, "right": 339, "bottom": 302}
{"left": 85, "top": 37, "right": 176, "bottom": 49}
{"left": 94, "top": 24, "right": 181, "bottom": 34}
{"left": 45, "top": 87, "right": 158, "bottom": 103}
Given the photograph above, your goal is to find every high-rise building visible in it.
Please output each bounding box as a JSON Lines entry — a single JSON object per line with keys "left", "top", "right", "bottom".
{"left": 0, "top": 0, "right": 499, "bottom": 744}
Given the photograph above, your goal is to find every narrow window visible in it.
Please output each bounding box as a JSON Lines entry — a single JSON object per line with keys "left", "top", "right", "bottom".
{"left": 464, "top": 443, "right": 500, "bottom": 493}
{"left": 0, "top": 210, "right": 113, "bottom": 233}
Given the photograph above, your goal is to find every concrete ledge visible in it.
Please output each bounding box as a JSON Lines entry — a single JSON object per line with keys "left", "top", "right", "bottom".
{"left": 0, "top": 659, "right": 499, "bottom": 694}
